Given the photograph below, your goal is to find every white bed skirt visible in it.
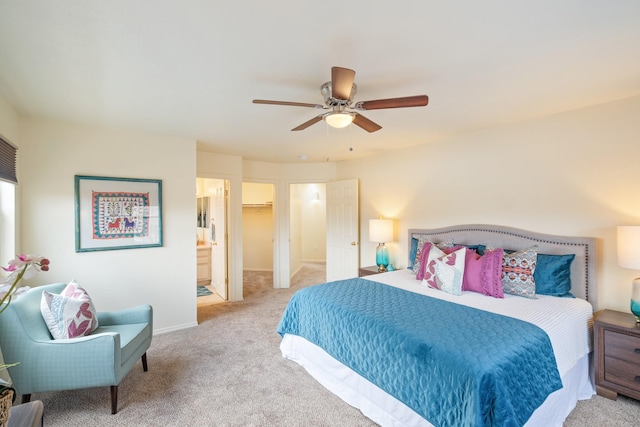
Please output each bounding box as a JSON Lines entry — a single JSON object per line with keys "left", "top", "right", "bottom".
{"left": 281, "top": 334, "right": 595, "bottom": 427}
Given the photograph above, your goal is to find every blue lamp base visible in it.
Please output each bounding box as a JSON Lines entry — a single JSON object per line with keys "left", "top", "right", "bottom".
{"left": 631, "top": 278, "right": 640, "bottom": 323}
{"left": 376, "top": 243, "right": 389, "bottom": 272}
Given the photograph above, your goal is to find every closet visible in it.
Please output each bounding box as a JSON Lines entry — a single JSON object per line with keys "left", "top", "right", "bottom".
{"left": 242, "top": 182, "right": 274, "bottom": 273}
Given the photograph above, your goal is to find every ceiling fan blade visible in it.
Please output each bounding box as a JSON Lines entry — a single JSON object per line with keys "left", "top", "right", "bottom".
{"left": 331, "top": 66, "right": 356, "bottom": 100}
{"left": 352, "top": 114, "right": 382, "bottom": 133}
{"left": 357, "top": 95, "right": 429, "bottom": 110}
{"left": 253, "top": 99, "right": 323, "bottom": 108}
{"left": 292, "top": 115, "right": 323, "bottom": 131}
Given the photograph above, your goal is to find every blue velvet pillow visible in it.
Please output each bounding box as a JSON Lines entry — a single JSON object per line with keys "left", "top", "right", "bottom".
{"left": 408, "top": 240, "right": 486, "bottom": 269}
{"left": 533, "top": 253, "right": 575, "bottom": 297}
{"left": 408, "top": 237, "right": 418, "bottom": 269}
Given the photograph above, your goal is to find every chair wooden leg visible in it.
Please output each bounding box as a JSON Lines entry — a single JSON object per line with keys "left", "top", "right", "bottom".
{"left": 21, "top": 394, "right": 31, "bottom": 404}
{"left": 110, "top": 385, "right": 118, "bottom": 414}
{"left": 142, "top": 352, "right": 148, "bottom": 372}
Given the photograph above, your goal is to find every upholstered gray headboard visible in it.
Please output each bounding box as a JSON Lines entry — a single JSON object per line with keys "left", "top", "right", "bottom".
{"left": 409, "top": 224, "right": 598, "bottom": 309}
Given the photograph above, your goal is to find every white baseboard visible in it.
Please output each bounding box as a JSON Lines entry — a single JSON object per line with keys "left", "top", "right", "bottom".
{"left": 290, "top": 264, "right": 303, "bottom": 279}
{"left": 153, "top": 321, "right": 198, "bottom": 336}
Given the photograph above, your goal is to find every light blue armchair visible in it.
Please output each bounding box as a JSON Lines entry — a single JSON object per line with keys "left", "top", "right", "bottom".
{"left": 0, "top": 283, "right": 152, "bottom": 414}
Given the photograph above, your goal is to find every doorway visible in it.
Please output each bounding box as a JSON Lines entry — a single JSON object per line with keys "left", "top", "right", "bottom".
{"left": 289, "top": 183, "right": 327, "bottom": 285}
{"left": 242, "top": 182, "right": 275, "bottom": 295}
{"left": 196, "top": 178, "right": 229, "bottom": 307}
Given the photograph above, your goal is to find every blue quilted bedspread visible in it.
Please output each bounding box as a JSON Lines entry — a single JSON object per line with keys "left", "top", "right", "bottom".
{"left": 277, "top": 278, "right": 562, "bottom": 427}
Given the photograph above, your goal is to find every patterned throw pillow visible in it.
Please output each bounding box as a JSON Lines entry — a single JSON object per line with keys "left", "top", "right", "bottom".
{"left": 417, "top": 242, "right": 461, "bottom": 281}
{"left": 412, "top": 239, "right": 429, "bottom": 275}
{"left": 422, "top": 245, "right": 466, "bottom": 295}
{"left": 413, "top": 240, "right": 455, "bottom": 277}
{"left": 408, "top": 237, "right": 419, "bottom": 269}
{"left": 501, "top": 247, "right": 538, "bottom": 298}
{"left": 41, "top": 280, "right": 99, "bottom": 340}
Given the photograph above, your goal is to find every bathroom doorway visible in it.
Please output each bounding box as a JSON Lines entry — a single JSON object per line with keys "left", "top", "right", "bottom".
{"left": 196, "top": 178, "right": 229, "bottom": 306}
{"left": 289, "top": 183, "right": 327, "bottom": 285}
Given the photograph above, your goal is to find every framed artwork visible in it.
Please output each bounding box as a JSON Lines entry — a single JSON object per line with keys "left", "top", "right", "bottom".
{"left": 75, "top": 175, "right": 163, "bottom": 252}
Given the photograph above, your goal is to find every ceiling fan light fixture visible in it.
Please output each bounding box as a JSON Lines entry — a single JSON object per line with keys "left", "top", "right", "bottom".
{"left": 325, "top": 112, "right": 354, "bottom": 129}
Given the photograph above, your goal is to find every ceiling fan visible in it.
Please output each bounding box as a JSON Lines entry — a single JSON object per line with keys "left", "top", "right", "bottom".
{"left": 252, "top": 66, "right": 429, "bottom": 133}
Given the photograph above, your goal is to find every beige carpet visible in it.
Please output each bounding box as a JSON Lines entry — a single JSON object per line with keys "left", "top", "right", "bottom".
{"left": 23, "top": 263, "right": 640, "bottom": 426}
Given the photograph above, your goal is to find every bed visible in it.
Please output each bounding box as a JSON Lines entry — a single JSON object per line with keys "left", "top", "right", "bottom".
{"left": 277, "top": 224, "right": 598, "bottom": 427}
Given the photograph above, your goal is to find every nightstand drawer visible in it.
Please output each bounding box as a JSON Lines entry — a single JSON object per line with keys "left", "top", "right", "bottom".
{"left": 604, "top": 330, "right": 640, "bottom": 364}
{"left": 604, "top": 355, "right": 640, "bottom": 392}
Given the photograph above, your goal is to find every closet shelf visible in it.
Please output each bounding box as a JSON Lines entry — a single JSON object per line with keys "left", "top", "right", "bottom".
{"left": 242, "top": 202, "right": 273, "bottom": 208}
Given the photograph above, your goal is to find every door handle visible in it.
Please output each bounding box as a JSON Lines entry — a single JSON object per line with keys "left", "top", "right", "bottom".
{"left": 351, "top": 242, "right": 357, "bottom": 246}
{"left": 212, "top": 242, "right": 217, "bottom": 246}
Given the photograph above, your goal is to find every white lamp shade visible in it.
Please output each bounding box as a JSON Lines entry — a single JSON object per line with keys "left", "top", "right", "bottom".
{"left": 369, "top": 219, "right": 393, "bottom": 243}
{"left": 617, "top": 226, "right": 640, "bottom": 270}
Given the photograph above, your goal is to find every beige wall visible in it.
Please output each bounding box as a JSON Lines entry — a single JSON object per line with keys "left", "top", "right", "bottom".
{"left": 289, "top": 184, "right": 303, "bottom": 277}
{"left": 17, "top": 116, "right": 198, "bottom": 333}
{"left": 0, "top": 94, "right": 19, "bottom": 144}
{"left": 337, "top": 95, "right": 640, "bottom": 313}
{"left": 6, "top": 89, "right": 637, "bottom": 333}
{"left": 242, "top": 181, "right": 273, "bottom": 205}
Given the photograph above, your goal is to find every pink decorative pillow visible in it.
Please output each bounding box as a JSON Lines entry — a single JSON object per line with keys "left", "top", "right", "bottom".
{"left": 413, "top": 240, "right": 455, "bottom": 277}
{"left": 416, "top": 242, "right": 461, "bottom": 280}
{"left": 40, "top": 280, "right": 99, "bottom": 340}
{"left": 462, "top": 248, "right": 505, "bottom": 298}
{"left": 421, "top": 245, "right": 466, "bottom": 295}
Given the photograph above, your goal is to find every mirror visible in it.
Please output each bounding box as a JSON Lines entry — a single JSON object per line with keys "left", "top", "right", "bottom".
{"left": 197, "top": 197, "right": 209, "bottom": 228}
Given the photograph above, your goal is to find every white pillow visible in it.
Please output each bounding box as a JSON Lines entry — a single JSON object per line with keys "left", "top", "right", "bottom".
{"left": 422, "top": 246, "right": 466, "bottom": 296}
{"left": 41, "top": 280, "right": 99, "bottom": 340}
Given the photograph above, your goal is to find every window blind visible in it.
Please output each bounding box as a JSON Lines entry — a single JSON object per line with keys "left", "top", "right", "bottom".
{"left": 0, "top": 136, "right": 17, "bottom": 184}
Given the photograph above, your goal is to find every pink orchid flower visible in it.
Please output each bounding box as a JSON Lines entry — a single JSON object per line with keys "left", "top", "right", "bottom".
{"left": 0, "top": 254, "right": 51, "bottom": 314}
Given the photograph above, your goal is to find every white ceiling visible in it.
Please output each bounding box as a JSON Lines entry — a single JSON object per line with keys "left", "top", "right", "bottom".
{"left": 1, "top": 1, "right": 639, "bottom": 163}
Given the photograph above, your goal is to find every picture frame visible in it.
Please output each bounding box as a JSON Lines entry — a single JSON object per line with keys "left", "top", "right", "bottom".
{"left": 75, "top": 175, "right": 163, "bottom": 252}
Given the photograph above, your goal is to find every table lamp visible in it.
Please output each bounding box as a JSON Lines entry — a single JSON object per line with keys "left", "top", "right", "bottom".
{"left": 616, "top": 225, "right": 640, "bottom": 322}
{"left": 369, "top": 218, "right": 393, "bottom": 272}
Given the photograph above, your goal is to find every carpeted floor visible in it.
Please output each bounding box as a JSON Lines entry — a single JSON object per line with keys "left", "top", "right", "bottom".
{"left": 24, "top": 262, "right": 640, "bottom": 426}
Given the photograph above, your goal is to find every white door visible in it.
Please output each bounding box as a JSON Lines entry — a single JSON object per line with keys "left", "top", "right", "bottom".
{"left": 326, "top": 179, "right": 359, "bottom": 281}
{"left": 211, "top": 180, "right": 228, "bottom": 299}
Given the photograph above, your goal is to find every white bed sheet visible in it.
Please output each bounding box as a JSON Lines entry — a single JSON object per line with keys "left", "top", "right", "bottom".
{"left": 280, "top": 269, "right": 596, "bottom": 426}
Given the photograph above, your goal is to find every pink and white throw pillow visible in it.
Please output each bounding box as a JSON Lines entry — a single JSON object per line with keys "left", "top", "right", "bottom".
{"left": 41, "top": 279, "right": 99, "bottom": 340}
{"left": 421, "top": 245, "right": 466, "bottom": 295}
